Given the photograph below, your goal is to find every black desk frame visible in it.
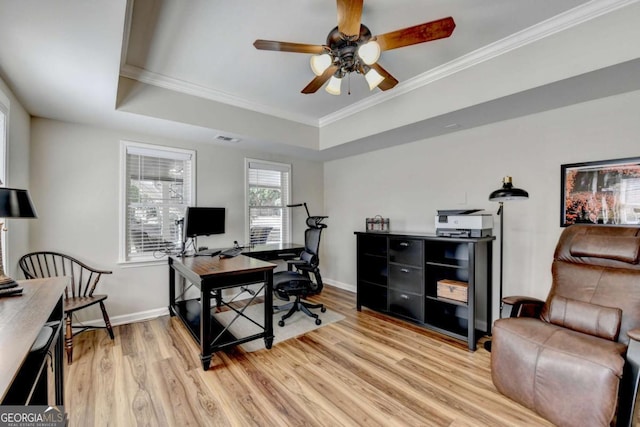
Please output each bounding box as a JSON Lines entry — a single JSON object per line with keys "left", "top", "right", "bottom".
{"left": 241, "top": 242, "right": 304, "bottom": 261}
{"left": 169, "top": 255, "right": 277, "bottom": 370}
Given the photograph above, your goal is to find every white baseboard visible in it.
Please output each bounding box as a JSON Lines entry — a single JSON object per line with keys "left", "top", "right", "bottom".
{"left": 80, "top": 280, "right": 354, "bottom": 327}
{"left": 79, "top": 307, "right": 169, "bottom": 328}
{"left": 80, "top": 280, "right": 487, "bottom": 336}
{"left": 324, "top": 278, "right": 356, "bottom": 293}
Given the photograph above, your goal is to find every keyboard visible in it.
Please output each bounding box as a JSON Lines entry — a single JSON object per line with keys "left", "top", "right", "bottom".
{"left": 219, "top": 247, "right": 243, "bottom": 258}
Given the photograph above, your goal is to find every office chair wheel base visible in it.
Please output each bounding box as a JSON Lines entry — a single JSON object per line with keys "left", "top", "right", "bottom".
{"left": 321, "top": 307, "right": 327, "bottom": 313}
{"left": 315, "top": 318, "right": 321, "bottom": 325}
{"left": 278, "top": 320, "right": 285, "bottom": 327}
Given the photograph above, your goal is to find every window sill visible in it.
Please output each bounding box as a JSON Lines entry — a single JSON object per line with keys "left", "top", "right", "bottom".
{"left": 117, "top": 258, "right": 168, "bottom": 268}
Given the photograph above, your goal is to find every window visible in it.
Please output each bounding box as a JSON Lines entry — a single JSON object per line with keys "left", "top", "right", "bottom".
{"left": 246, "top": 159, "right": 291, "bottom": 245}
{"left": 121, "top": 142, "right": 195, "bottom": 262}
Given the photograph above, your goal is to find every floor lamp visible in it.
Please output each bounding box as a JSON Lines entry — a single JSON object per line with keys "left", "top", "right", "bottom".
{"left": 0, "top": 186, "right": 38, "bottom": 290}
{"left": 484, "top": 176, "right": 529, "bottom": 352}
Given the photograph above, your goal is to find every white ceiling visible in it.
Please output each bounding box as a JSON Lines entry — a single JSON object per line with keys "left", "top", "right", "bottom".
{"left": 1, "top": 0, "right": 640, "bottom": 160}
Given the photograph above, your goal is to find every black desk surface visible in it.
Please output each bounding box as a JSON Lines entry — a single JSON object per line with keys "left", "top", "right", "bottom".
{"left": 242, "top": 242, "right": 304, "bottom": 255}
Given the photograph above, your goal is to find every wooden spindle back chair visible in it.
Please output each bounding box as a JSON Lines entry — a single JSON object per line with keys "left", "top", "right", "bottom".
{"left": 19, "top": 251, "right": 114, "bottom": 364}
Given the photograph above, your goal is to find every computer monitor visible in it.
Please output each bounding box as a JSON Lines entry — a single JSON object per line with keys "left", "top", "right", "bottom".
{"left": 183, "top": 207, "right": 226, "bottom": 238}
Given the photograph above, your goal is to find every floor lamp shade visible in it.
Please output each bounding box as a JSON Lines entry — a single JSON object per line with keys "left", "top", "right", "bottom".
{"left": 489, "top": 176, "right": 529, "bottom": 202}
{"left": 484, "top": 176, "right": 528, "bottom": 352}
{"left": 0, "top": 187, "right": 37, "bottom": 288}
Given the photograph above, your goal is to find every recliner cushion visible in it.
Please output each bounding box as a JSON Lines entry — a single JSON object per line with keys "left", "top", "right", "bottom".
{"left": 492, "top": 317, "right": 626, "bottom": 427}
{"left": 569, "top": 234, "right": 640, "bottom": 264}
{"left": 547, "top": 295, "right": 622, "bottom": 341}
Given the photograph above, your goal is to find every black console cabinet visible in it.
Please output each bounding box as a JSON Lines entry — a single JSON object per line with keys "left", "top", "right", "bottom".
{"left": 355, "top": 231, "right": 494, "bottom": 351}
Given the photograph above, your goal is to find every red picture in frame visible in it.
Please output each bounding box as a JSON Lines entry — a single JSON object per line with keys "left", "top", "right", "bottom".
{"left": 561, "top": 157, "right": 640, "bottom": 227}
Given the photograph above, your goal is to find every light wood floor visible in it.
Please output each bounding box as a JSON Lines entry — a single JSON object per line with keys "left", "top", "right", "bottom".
{"left": 64, "top": 286, "right": 553, "bottom": 426}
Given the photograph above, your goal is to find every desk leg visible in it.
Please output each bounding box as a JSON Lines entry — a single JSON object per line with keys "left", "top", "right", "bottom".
{"left": 215, "top": 289, "right": 222, "bottom": 309}
{"left": 168, "top": 260, "right": 176, "bottom": 317}
{"left": 54, "top": 303, "right": 64, "bottom": 406}
{"left": 200, "top": 285, "right": 212, "bottom": 370}
{"left": 264, "top": 270, "right": 274, "bottom": 349}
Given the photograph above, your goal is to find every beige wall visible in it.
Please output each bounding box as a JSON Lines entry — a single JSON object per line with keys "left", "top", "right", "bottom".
{"left": 10, "top": 81, "right": 640, "bottom": 326}
{"left": 323, "top": 89, "right": 640, "bottom": 321}
{"left": 28, "top": 118, "right": 324, "bottom": 322}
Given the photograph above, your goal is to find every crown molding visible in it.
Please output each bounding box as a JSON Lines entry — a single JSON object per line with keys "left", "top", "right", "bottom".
{"left": 318, "top": 0, "right": 639, "bottom": 127}
{"left": 120, "top": 0, "right": 638, "bottom": 130}
{"left": 121, "top": 0, "right": 318, "bottom": 126}
{"left": 119, "top": 65, "right": 320, "bottom": 127}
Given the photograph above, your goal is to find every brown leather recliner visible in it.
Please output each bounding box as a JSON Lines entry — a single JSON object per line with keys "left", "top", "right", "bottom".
{"left": 491, "top": 225, "right": 640, "bottom": 427}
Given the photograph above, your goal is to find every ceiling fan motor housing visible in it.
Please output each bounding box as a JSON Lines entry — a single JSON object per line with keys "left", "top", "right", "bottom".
{"left": 327, "top": 25, "right": 373, "bottom": 75}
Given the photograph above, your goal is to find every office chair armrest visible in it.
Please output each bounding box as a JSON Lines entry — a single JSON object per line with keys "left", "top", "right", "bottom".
{"left": 294, "top": 263, "right": 316, "bottom": 271}
{"left": 286, "top": 259, "right": 307, "bottom": 271}
{"left": 501, "top": 295, "right": 545, "bottom": 319}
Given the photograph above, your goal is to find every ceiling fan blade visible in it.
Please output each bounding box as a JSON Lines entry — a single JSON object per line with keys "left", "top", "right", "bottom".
{"left": 301, "top": 65, "right": 339, "bottom": 94}
{"left": 253, "top": 40, "right": 326, "bottom": 54}
{"left": 375, "top": 17, "right": 455, "bottom": 51}
{"left": 370, "top": 63, "right": 398, "bottom": 91}
{"left": 336, "top": 0, "right": 363, "bottom": 37}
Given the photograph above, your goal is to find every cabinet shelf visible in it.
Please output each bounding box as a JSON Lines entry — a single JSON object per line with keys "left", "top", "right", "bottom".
{"left": 356, "top": 231, "right": 493, "bottom": 351}
{"left": 426, "top": 295, "right": 468, "bottom": 307}
{"left": 359, "top": 279, "right": 387, "bottom": 288}
{"left": 426, "top": 260, "right": 469, "bottom": 269}
{"left": 363, "top": 252, "right": 387, "bottom": 259}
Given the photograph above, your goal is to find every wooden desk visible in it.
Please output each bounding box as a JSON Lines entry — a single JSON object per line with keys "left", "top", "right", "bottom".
{"left": 168, "top": 255, "right": 276, "bottom": 370}
{"left": 0, "top": 278, "right": 67, "bottom": 405}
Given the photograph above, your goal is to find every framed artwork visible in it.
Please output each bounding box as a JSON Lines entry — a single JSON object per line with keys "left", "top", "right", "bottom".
{"left": 561, "top": 156, "right": 640, "bottom": 227}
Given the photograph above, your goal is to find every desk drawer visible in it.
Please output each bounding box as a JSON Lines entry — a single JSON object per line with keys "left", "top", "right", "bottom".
{"left": 389, "top": 239, "right": 423, "bottom": 266}
{"left": 389, "top": 265, "right": 423, "bottom": 294}
{"left": 389, "top": 289, "right": 423, "bottom": 321}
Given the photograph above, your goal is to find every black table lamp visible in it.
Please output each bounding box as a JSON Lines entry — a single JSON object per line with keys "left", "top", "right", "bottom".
{"left": 0, "top": 187, "right": 37, "bottom": 287}
{"left": 484, "top": 176, "right": 529, "bottom": 352}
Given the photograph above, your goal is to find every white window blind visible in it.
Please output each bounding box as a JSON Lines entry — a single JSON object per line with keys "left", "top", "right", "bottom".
{"left": 123, "top": 142, "right": 195, "bottom": 261}
{"left": 247, "top": 160, "right": 291, "bottom": 245}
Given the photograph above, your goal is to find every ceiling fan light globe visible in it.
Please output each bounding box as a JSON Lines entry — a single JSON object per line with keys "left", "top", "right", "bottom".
{"left": 310, "top": 54, "right": 332, "bottom": 76}
{"left": 358, "top": 41, "right": 381, "bottom": 65}
{"left": 325, "top": 76, "right": 342, "bottom": 95}
{"left": 365, "top": 68, "right": 385, "bottom": 90}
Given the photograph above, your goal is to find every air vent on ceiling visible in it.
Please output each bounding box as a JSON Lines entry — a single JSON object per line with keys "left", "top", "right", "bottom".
{"left": 215, "top": 135, "right": 240, "bottom": 143}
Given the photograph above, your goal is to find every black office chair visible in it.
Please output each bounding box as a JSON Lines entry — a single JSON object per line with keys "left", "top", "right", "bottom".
{"left": 273, "top": 204, "right": 327, "bottom": 326}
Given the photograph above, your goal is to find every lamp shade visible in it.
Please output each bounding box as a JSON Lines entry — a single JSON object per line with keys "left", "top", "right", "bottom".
{"left": 489, "top": 176, "right": 529, "bottom": 202}
{"left": 0, "top": 188, "right": 38, "bottom": 218}
{"left": 325, "top": 75, "right": 342, "bottom": 95}
{"left": 310, "top": 53, "right": 332, "bottom": 76}
{"left": 358, "top": 40, "right": 381, "bottom": 65}
{"left": 364, "top": 68, "right": 384, "bottom": 90}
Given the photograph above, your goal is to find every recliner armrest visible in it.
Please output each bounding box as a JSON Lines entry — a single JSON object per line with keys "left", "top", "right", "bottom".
{"left": 618, "top": 328, "right": 640, "bottom": 426}
{"left": 501, "top": 295, "right": 545, "bottom": 319}
{"left": 628, "top": 328, "right": 640, "bottom": 342}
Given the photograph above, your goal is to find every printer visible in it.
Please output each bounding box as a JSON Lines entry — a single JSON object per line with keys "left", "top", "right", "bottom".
{"left": 435, "top": 209, "right": 493, "bottom": 238}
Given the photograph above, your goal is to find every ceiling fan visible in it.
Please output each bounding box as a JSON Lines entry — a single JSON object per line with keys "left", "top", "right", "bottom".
{"left": 253, "top": 0, "right": 455, "bottom": 95}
